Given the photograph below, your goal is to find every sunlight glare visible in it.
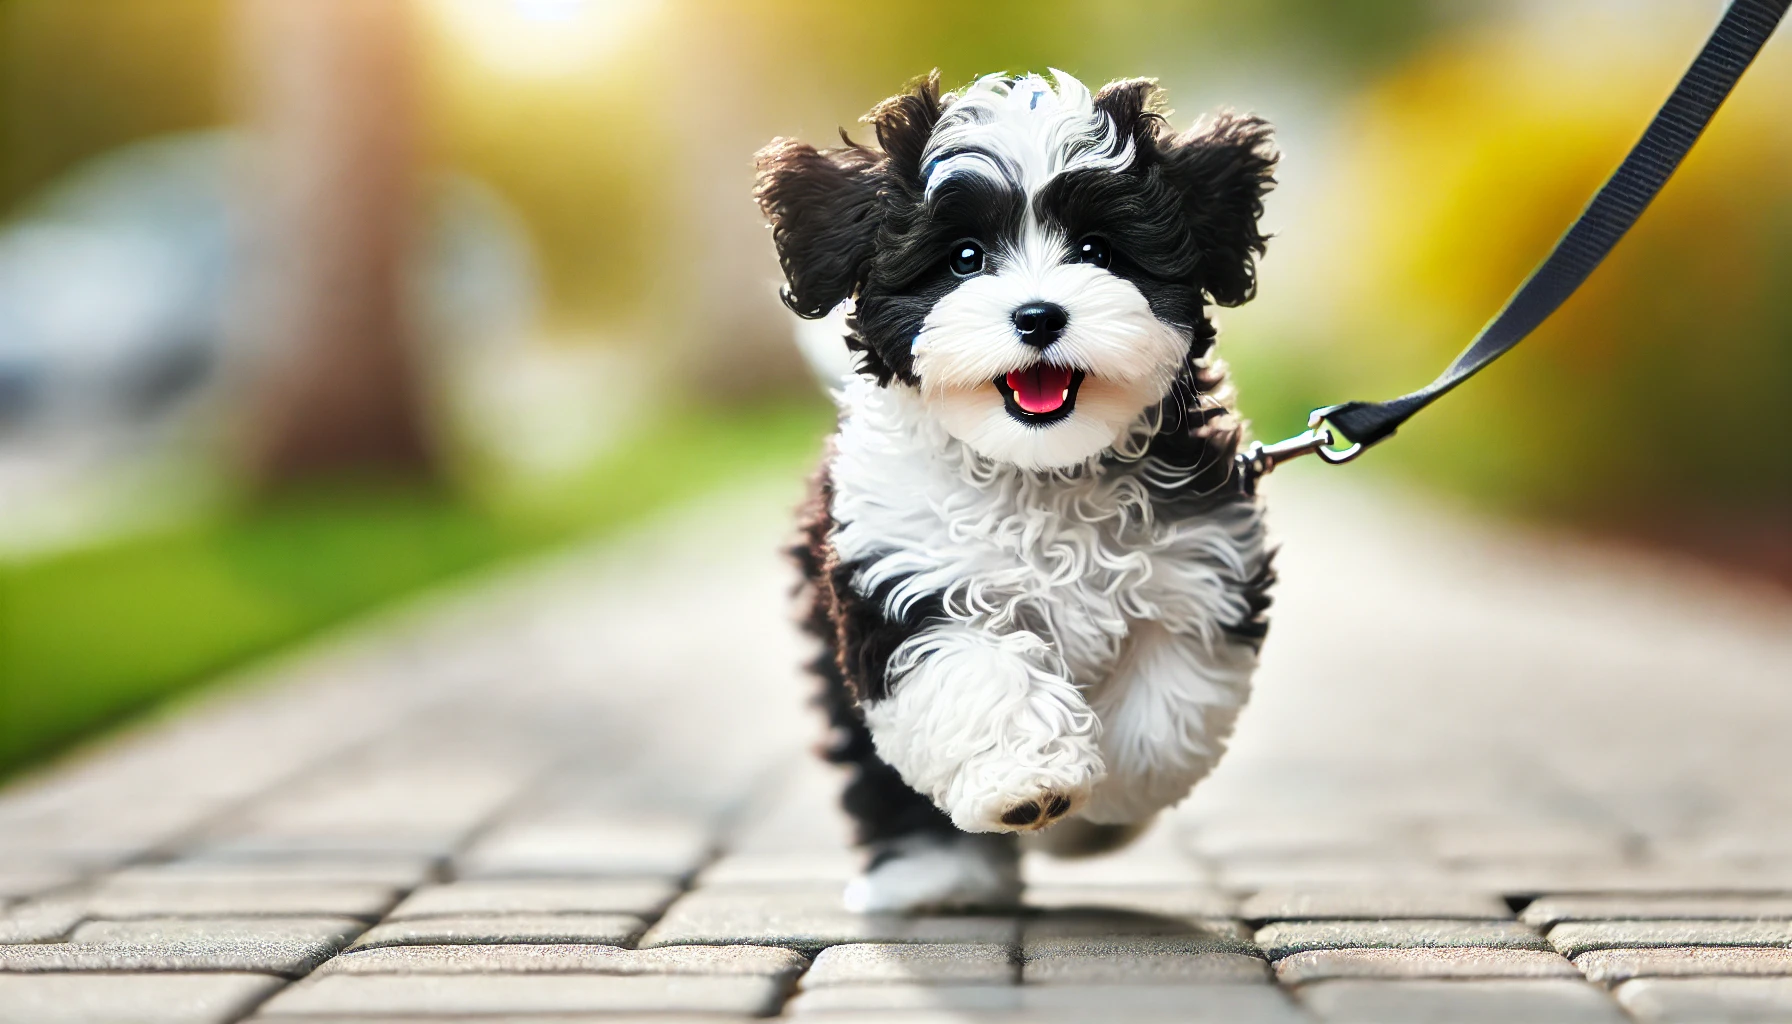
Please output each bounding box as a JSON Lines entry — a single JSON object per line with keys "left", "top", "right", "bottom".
{"left": 425, "top": 0, "right": 656, "bottom": 78}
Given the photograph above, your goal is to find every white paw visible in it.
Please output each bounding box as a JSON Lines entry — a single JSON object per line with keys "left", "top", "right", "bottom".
{"left": 843, "top": 833, "right": 1020, "bottom": 914}
{"left": 867, "top": 625, "right": 1107, "bottom": 834}
{"left": 941, "top": 752, "right": 1104, "bottom": 833}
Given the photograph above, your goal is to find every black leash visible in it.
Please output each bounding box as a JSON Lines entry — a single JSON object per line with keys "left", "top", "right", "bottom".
{"left": 1239, "top": 0, "right": 1790, "bottom": 488}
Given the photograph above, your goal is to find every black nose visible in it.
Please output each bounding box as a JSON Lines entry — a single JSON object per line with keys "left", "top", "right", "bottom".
{"left": 1011, "top": 302, "right": 1068, "bottom": 348}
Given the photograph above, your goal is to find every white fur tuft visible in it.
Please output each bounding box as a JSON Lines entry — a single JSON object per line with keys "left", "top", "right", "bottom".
{"left": 923, "top": 70, "right": 1134, "bottom": 200}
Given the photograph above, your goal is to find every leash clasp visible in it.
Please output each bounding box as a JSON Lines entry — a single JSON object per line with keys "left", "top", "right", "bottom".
{"left": 1302, "top": 405, "right": 1366, "bottom": 465}
{"left": 1235, "top": 405, "right": 1365, "bottom": 489}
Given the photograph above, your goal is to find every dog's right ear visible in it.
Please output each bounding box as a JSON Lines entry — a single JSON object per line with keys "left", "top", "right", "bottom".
{"left": 754, "top": 138, "right": 884, "bottom": 319}
{"left": 754, "top": 72, "right": 941, "bottom": 320}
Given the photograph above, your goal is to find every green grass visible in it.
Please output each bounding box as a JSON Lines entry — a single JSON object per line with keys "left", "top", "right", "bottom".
{"left": 0, "top": 397, "right": 833, "bottom": 778}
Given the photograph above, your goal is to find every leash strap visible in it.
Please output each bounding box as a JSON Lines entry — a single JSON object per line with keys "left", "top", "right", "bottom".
{"left": 1239, "top": 0, "right": 1789, "bottom": 486}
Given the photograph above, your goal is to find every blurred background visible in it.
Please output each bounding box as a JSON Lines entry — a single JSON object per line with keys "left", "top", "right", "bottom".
{"left": 0, "top": 0, "right": 1786, "bottom": 778}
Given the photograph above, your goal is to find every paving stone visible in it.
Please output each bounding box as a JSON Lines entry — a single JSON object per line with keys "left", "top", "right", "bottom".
{"left": 210, "top": 755, "right": 531, "bottom": 859}
{"left": 1549, "top": 920, "right": 1792, "bottom": 957}
{"left": 1024, "top": 883, "right": 1235, "bottom": 919}
{"left": 0, "top": 865, "right": 78, "bottom": 902}
{"left": 1616, "top": 977, "right": 1792, "bottom": 1023}
{"left": 75, "top": 879, "right": 400, "bottom": 920}
{"left": 184, "top": 835, "right": 460, "bottom": 860}
{"left": 699, "top": 851, "right": 859, "bottom": 887}
{"left": 1523, "top": 893, "right": 1792, "bottom": 928}
{"left": 1429, "top": 821, "right": 1629, "bottom": 862}
{"left": 0, "top": 825, "right": 176, "bottom": 872}
{"left": 70, "top": 915, "right": 362, "bottom": 946}
{"left": 804, "top": 943, "right": 1015, "bottom": 986}
{"left": 638, "top": 886, "right": 1018, "bottom": 952}
{"left": 1182, "top": 819, "right": 1414, "bottom": 860}
{"left": 1019, "top": 845, "right": 1210, "bottom": 887}
{"left": 0, "top": 916, "right": 365, "bottom": 975}
{"left": 0, "top": 971, "right": 284, "bottom": 1024}
{"left": 1298, "top": 979, "right": 1628, "bottom": 1023}
{"left": 110, "top": 855, "right": 438, "bottom": 888}
{"left": 0, "top": 899, "right": 84, "bottom": 942}
{"left": 387, "top": 878, "right": 679, "bottom": 920}
{"left": 348, "top": 913, "right": 645, "bottom": 950}
{"left": 786, "top": 982, "right": 1309, "bottom": 1020}
{"left": 1216, "top": 858, "right": 1459, "bottom": 890}
{"left": 1637, "top": 863, "right": 1792, "bottom": 890}
{"left": 1241, "top": 886, "right": 1511, "bottom": 922}
{"left": 246, "top": 1017, "right": 752, "bottom": 1024}
{"left": 316, "top": 943, "right": 807, "bottom": 977}
{"left": 1024, "top": 936, "right": 1270, "bottom": 985}
{"left": 256, "top": 973, "right": 786, "bottom": 1016}
{"left": 1024, "top": 907, "right": 1252, "bottom": 943}
{"left": 457, "top": 816, "right": 712, "bottom": 879}
{"left": 0, "top": 939, "right": 323, "bottom": 977}
{"left": 1450, "top": 860, "right": 1761, "bottom": 895}
{"left": 1274, "top": 947, "right": 1580, "bottom": 983}
{"left": 1654, "top": 834, "right": 1792, "bottom": 863}
{"left": 1576, "top": 946, "right": 1792, "bottom": 984}
{"left": 1254, "top": 919, "right": 1550, "bottom": 960}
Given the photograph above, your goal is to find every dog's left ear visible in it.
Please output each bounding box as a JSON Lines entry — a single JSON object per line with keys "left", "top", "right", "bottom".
{"left": 1155, "top": 112, "right": 1278, "bottom": 307}
{"left": 754, "top": 138, "right": 885, "bottom": 319}
{"left": 755, "top": 73, "right": 941, "bottom": 321}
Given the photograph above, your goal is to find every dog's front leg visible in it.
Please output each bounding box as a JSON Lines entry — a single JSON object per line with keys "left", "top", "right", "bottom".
{"left": 863, "top": 622, "right": 1106, "bottom": 834}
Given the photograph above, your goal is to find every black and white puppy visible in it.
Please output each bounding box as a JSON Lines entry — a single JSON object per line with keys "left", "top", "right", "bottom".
{"left": 759, "top": 70, "right": 1277, "bottom": 913}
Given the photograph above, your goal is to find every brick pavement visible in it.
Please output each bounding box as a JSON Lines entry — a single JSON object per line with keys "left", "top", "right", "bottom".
{"left": 2, "top": 475, "right": 1791, "bottom": 1022}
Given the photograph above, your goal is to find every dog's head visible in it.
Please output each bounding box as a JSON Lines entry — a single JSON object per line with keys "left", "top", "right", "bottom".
{"left": 756, "top": 70, "right": 1276, "bottom": 470}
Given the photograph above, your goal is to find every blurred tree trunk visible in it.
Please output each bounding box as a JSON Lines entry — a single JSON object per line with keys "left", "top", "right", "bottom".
{"left": 232, "top": 0, "right": 434, "bottom": 484}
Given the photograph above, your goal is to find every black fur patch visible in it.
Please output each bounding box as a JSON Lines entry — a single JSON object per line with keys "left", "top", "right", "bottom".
{"left": 827, "top": 558, "right": 947, "bottom": 705}
{"left": 1127, "top": 358, "right": 1246, "bottom": 511}
{"left": 853, "top": 173, "right": 1025, "bottom": 387}
{"left": 754, "top": 139, "right": 884, "bottom": 320}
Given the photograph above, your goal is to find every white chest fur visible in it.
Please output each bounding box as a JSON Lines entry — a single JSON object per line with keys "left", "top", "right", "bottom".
{"left": 829, "top": 376, "right": 1263, "bottom": 688}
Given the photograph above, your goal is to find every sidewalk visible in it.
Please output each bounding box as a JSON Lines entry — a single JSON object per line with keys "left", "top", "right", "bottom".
{"left": 2, "top": 472, "right": 1790, "bottom": 1023}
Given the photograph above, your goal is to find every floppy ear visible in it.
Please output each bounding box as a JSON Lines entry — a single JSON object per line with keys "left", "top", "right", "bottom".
{"left": 1157, "top": 112, "right": 1278, "bottom": 307}
{"left": 752, "top": 72, "right": 943, "bottom": 320}
{"left": 754, "top": 138, "right": 884, "bottom": 319}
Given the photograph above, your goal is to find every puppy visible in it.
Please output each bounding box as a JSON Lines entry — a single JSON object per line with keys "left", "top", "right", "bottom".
{"left": 758, "top": 70, "right": 1276, "bottom": 913}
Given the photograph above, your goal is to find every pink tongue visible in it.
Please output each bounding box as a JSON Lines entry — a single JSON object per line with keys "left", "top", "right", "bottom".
{"left": 1006, "top": 365, "right": 1075, "bottom": 414}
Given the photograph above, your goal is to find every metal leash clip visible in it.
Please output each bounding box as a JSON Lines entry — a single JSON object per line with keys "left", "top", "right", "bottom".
{"left": 1235, "top": 405, "right": 1366, "bottom": 489}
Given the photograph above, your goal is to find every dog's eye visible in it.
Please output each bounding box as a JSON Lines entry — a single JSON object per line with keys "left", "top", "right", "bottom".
{"left": 947, "top": 240, "right": 985, "bottom": 277}
{"left": 1075, "top": 236, "right": 1112, "bottom": 269}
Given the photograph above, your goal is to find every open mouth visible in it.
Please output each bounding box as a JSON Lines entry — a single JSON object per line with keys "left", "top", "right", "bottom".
{"left": 994, "top": 364, "right": 1086, "bottom": 425}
